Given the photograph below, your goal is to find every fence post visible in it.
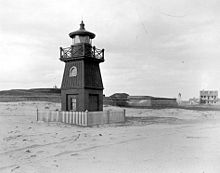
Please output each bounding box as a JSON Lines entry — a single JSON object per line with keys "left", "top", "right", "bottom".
{"left": 68, "top": 112, "right": 71, "bottom": 124}
{"left": 61, "top": 111, "right": 63, "bottom": 122}
{"left": 51, "top": 111, "right": 54, "bottom": 122}
{"left": 75, "top": 112, "right": 77, "bottom": 125}
{"left": 66, "top": 112, "right": 68, "bottom": 124}
{"left": 70, "top": 112, "right": 73, "bottom": 124}
{"left": 67, "top": 112, "right": 69, "bottom": 124}
{"left": 79, "top": 112, "right": 82, "bottom": 126}
{"left": 56, "top": 111, "right": 59, "bottom": 122}
{"left": 51, "top": 111, "right": 53, "bottom": 122}
{"left": 69, "top": 112, "right": 73, "bottom": 124}
{"left": 73, "top": 111, "right": 76, "bottom": 124}
{"left": 85, "top": 110, "right": 88, "bottom": 126}
{"left": 64, "top": 112, "right": 67, "bottom": 123}
{"left": 53, "top": 111, "right": 56, "bottom": 122}
{"left": 62, "top": 111, "right": 64, "bottom": 123}
{"left": 123, "top": 109, "right": 126, "bottom": 122}
{"left": 46, "top": 111, "right": 49, "bottom": 122}
{"left": 107, "top": 110, "right": 110, "bottom": 124}
{"left": 82, "top": 112, "right": 84, "bottom": 126}
{"left": 36, "top": 108, "right": 39, "bottom": 121}
{"left": 49, "top": 111, "right": 52, "bottom": 122}
{"left": 58, "top": 111, "right": 61, "bottom": 122}
{"left": 68, "top": 112, "right": 70, "bottom": 124}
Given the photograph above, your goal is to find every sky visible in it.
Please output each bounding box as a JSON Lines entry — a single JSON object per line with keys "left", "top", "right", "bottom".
{"left": 0, "top": 0, "right": 220, "bottom": 99}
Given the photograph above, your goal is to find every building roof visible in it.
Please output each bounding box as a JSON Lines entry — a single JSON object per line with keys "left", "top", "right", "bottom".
{"left": 69, "top": 21, "right": 96, "bottom": 39}
{"left": 128, "top": 96, "right": 152, "bottom": 100}
{"left": 128, "top": 95, "right": 176, "bottom": 100}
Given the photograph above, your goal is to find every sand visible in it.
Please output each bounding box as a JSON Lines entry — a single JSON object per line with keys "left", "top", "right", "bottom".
{"left": 0, "top": 102, "right": 220, "bottom": 173}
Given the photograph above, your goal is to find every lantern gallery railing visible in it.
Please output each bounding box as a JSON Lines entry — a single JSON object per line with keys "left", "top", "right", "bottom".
{"left": 93, "top": 47, "right": 104, "bottom": 60}
{"left": 60, "top": 47, "right": 71, "bottom": 59}
{"left": 60, "top": 45, "right": 104, "bottom": 61}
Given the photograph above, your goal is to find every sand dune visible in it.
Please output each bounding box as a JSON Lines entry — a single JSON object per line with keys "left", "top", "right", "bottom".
{"left": 0, "top": 102, "right": 220, "bottom": 173}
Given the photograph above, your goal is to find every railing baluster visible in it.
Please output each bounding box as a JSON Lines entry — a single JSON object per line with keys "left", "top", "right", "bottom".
{"left": 61, "top": 46, "right": 104, "bottom": 61}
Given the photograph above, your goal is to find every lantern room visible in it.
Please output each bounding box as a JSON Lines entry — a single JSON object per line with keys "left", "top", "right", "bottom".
{"left": 60, "top": 21, "right": 104, "bottom": 61}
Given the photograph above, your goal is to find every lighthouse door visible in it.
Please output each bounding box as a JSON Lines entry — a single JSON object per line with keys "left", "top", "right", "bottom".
{"left": 67, "top": 95, "right": 77, "bottom": 111}
{"left": 89, "top": 94, "right": 99, "bottom": 111}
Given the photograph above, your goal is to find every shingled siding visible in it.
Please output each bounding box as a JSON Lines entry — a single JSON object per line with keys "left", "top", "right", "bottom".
{"left": 84, "top": 61, "right": 103, "bottom": 89}
{"left": 61, "top": 61, "right": 83, "bottom": 89}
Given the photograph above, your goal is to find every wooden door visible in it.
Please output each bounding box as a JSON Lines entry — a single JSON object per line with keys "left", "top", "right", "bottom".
{"left": 67, "top": 95, "right": 77, "bottom": 111}
{"left": 89, "top": 94, "right": 99, "bottom": 111}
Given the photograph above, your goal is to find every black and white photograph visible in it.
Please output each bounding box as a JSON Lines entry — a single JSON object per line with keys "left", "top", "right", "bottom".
{"left": 0, "top": 0, "right": 220, "bottom": 172}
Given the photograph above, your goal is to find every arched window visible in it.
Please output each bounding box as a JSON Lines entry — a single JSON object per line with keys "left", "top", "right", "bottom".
{"left": 69, "top": 66, "right": 77, "bottom": 77}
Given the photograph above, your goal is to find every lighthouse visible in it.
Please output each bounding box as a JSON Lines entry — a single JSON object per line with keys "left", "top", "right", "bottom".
{"left": 60, "top": 21, "right": 104, "bottom": 112}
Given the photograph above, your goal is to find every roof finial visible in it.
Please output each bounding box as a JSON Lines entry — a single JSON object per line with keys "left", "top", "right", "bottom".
{"left": 80, "top": 21, "right": 85, "bottom": 30}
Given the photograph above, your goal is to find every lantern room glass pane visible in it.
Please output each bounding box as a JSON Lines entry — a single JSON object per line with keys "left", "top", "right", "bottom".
{"left": 73, "top": 35, "right": 91, "bottom": 44}
{"left": 73, "top": 36, "right": 80, "bottom": 44}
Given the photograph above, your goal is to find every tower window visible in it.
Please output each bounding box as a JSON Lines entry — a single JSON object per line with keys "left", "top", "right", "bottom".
{"left": 69, "top": 66, "right": 77, "bottom": 77}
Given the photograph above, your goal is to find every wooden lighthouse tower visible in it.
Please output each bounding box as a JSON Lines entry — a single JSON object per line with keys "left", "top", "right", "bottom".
{"left": 60, "top": 21, "right": 104, "bottom": 112}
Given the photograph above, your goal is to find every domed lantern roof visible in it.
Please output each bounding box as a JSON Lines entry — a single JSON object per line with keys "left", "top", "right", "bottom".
{"left": 69, "top": 21, "right": 96, "bottom": 39}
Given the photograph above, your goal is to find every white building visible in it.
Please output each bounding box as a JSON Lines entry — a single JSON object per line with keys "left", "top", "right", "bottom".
{"left": 200, "top": 90, "right": 218, "bottom": 104}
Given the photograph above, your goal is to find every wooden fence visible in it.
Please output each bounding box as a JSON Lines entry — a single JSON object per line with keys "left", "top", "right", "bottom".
{"left": 37, "top": 110, "right": 125, "bottom": 126}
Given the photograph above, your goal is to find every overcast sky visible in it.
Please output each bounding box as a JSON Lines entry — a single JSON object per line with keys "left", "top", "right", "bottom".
{"left": 1, "top": 0, "right": 220, "bottom": 99}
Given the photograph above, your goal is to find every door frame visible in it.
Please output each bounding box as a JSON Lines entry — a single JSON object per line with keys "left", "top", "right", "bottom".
{"left": 66, "top": 94, "right": 78, "bottom": 111}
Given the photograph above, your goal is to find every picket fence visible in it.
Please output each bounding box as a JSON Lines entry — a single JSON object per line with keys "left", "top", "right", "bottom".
{"left": 37, "top": 109, "right": 125, "bottom": 126}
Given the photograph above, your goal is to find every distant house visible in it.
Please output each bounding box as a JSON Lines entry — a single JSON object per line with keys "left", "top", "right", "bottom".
{"left": 104, "top": 93, "right": 178, "bottom": 107}
{"left": 109, "top": 93, "right": 129, "bottom": 106}
{"left": 200, "top": 90, "right": 218, "bottom": 104}
{"left": 128, "top": 95, "right": 177, "bottom": 107}
{"left": 189, "top": 97, "right": 199, "bottom": 105}
{"left": 128, "top": 96, "right": 152, "bottom": 107}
